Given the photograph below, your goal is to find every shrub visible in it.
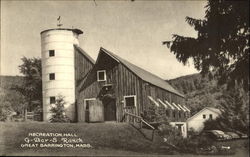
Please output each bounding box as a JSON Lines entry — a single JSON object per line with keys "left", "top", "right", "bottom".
{"left": 158, "top": 123, "right": 213, "bottom": 153}
{"left": 0, "top": 101, "right": 14, "bottom": 121}
{"left": 50, "top": 95, "right": 70, "bottom": 123}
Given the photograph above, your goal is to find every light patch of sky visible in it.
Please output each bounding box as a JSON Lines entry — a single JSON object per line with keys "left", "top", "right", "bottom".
{"left": 1, "top": 0, "right": 206, "bottom": 79}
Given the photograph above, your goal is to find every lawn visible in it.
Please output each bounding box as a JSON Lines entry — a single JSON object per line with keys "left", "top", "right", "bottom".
{"left": 0, "top": 122, "right": 167, "bottom": 156}
{"left": 0, "top": 122, "right": 248, "bottom": 156}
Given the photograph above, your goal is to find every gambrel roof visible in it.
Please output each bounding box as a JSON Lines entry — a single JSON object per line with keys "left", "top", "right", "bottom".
{"left": 100, "top": 47, "right": 184, "bottom": 97}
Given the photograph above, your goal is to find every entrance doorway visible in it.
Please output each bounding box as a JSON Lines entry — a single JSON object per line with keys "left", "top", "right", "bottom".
{"left": 103, "top": 97, "right": 116, "bottom": 121}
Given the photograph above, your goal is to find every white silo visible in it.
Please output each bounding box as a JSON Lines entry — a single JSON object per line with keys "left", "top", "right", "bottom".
{"left": 40, "top": 28, "right": 83, "bottom": 122}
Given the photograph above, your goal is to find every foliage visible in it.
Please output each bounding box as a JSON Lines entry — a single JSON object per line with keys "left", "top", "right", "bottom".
{"left": 158, "top": 123, "right": 213, "bottom": 153}
{"left": 143, "top": 102, "right": 167, "bottom": 123}
{"left": 0, "top": 76, "right": 26, "bottom": 121}
{"left": 13, "top": 57, "right": 42, "bottom": 113}
{"left": 50, "top": 95, "right": 71, "bottom": 123}
{"left": 204, "top": 84, "right": 249, "bottom": 133}
{"left": 0, "top": 100, "right": 13, "bottom": 121}
{"left": 164, "top": 0, "right": 249, "bottom": 90}
{"left": 169, "top": 73, "right": 222, "bottom": 114}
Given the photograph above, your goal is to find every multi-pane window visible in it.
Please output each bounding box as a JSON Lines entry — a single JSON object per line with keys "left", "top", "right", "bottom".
{"left": 97, "top": 70, "right": 106, "bottom": 81}
{"left": 49, "top": 50, "right": 55, "bottom": 57}
{"left": 124, "top": 96, "right": 136, "bottom": 107}
{"left": 49, "top": 73, "right": 55, "bottom": 80}
{"left": 50, "top": 97, "right": 56, "bottom": 104}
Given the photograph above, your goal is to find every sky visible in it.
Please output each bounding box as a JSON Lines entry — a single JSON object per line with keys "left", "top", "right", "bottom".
{"left": 1, "top": 0, "right": 206, "bottom": 80}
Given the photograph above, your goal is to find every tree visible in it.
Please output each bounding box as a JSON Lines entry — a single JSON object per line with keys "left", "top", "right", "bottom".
{"left": 50, "top": 95, "right": 70, "bottom": 123}
{"left": 13, "top": 57, "right": 42, "bottom": 118}
{"left": 163, "top": 0, "right": 249, "bottom": 90}
{"left": 219, "top": 84, "right": 249, "bottom": 132}
{"left": 204, "top": 84, "right": 249, "bottom": 133}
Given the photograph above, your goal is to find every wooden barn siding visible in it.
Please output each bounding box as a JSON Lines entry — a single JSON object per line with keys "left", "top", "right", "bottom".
{"left": 74, "top": 49, "right": 94, "bottom": 122}
{"left": 116, "top": 64, "right": 145, "bottom": 122}
{"left": 142, "top": 82, "right": 186, "bottom": 122}
{"left": 77, "top": 54, "right": 186, "bottom": 122}
{"left": 74, "top": 49, "right": 94, "bottom": 82}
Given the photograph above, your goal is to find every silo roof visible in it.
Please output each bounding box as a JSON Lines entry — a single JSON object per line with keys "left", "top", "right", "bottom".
{"left": 40, "top": 28, "right": 83, "bottom": 35}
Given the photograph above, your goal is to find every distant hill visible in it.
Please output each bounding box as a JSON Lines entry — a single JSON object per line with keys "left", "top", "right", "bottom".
{"left": 0, "top": 75, "right": 25, "bottom": 88}
{"left": 168, "top": 73, "right": 223, "bottom": 114}
{"left": 0, "top": 74, "right": 233, "bottom": 117}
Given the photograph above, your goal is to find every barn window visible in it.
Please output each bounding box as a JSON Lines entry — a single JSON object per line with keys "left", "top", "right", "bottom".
{"left": 203, "top": 114, "right": 206, "bottom": 119}
{"left": 49, "top": 73, "right": 55, "bottom": 80}
{"left": 97, "top": 70, "right": 106, "bottom": 81}
{"left": 179, "top": 112, "right": 182, "bottom": 118}
{"left": 49, "top": 50, "right": 55, "bottom": 57}
{"left": 50, "top": 97, "right": 56, "bottom": 104}
{"left": 148, "top": 96, "right": 159, "bottom": 107}
{"left": 124, "top": 95, "right": 136, "bottom": 107}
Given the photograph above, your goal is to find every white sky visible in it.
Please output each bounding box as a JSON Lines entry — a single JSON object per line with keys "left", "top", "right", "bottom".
{"left": 1, "top": 0, "right": 206, "bottom": 79}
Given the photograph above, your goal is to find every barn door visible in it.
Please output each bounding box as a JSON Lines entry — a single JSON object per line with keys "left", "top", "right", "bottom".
{"left": 85, "top": 99, "right": 104, "bottom": 122}
{"left": 103, "top": 98, "right": 116, "bottom": 121}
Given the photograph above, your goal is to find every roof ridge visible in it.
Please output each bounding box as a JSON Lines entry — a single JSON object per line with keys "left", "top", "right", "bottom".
{"left": 100, "top": 47, "right": 184, "bottom": 97}
{"left": 74, "top": 45, "right": 95, "bottom": 64}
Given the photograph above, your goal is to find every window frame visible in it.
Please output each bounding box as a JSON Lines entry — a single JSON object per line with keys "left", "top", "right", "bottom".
{"left": 124, "top": 95, "right": 137, "bottom": 108}
{"left": 49, "top": 50, "right": 55, "bottom": 57}
{"left": 97, "top": 70, "right": 106, "bottom": 82}
{"left": 84, "top": 98, "right": 96, "bottom": 111}
{"left": 49, "top": 73, "right": 55, "bottom": 80}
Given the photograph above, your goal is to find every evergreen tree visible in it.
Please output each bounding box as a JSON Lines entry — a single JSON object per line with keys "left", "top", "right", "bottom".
{"left": 164, "top": 0, "right": 249, "bottom": 90}
{"left": 50, "top": 95, "right": 70, "bottom": 123}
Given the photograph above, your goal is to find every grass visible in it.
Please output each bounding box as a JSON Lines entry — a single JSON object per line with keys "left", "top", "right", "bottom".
{"left": 0, "top": 122, "right": 248, "bottom": 156}
{"left": 0, "top": 122, "right": 168, "bottom": 156}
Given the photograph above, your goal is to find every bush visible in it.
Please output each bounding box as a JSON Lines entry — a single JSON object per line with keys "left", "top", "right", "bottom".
{"left": 50, "top": 95, "right": 70, "bottom": 123}
{"left": 158, "top": 123, "right": 213, "bottom": 153}
{"left": 0, "top": 101, "right": 14, "bottom": 121}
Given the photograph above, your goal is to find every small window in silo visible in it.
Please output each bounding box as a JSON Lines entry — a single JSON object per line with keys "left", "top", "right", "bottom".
{"left": 50, "top": 97, "right": 56, "bottom": 104}
{"left": 49, "top": 73, "right": 55, "bottom": 80}
{"left": 49, "top": 50, "right": 55, "bottom": 57}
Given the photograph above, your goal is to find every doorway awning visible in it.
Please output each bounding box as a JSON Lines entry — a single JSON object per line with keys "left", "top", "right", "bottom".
{"left": 148, "top": 96, "right": 160, "bottom": 107}
{"left": 164, "top": 100, "right": 175, "bottom": 110}
{"left": 157, "top": 99, "right": 168, "bottom": 109}
{"left": 177, "top": 104, "right": 187, "bottom": 112}
{"left": 182, "top": 105, "right": 191, "bottom": 112}
{"left": 172, "top": 102, "right": 181, "bottom": 111}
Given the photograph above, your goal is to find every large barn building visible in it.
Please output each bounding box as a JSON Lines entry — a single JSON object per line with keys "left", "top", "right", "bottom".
{"left": 40, "top": 28, "right": 190, "bottom": 132}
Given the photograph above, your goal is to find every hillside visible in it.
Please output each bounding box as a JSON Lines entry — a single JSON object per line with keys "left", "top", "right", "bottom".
{"left": 0, "top": 74, "right": 240, "bottom": 116}
{"left": 0, "top": 75, "right": 25, "bottom": 115}
{"left": 168, "top": 73, "right": 224, "bottom": 114}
